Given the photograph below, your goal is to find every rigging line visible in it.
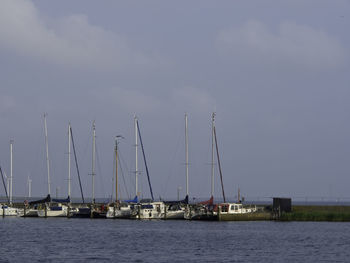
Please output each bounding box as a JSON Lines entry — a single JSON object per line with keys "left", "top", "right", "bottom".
{"left": 111, "top": 151, "right": 115, "bottom": 202}
{"left": 136, "top": 120, "right": 154, "bottom": 201}
{"left": 95, "top": 141, "right": 106, "bottom": 198}
{"left": 214, "top": 126, "right": 226, "bottom": 203}
{"left": 118, "top": 152, "right": 130, "bottom": 200}
{"left": 70, "top": 126, "right": 85, "bottom": 203}
{"left": 161, "top": 117, "right": 183, "bottom": 198}
{"left": 118, "top": 147, "right": 132, "bottom": 199}
{"left": 0, "top": 166, "right": 10, "bottom": 204}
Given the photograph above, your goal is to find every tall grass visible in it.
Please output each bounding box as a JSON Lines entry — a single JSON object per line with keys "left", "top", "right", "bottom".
{"left": 280, "top": 206, "right": 350, "bottom": 222}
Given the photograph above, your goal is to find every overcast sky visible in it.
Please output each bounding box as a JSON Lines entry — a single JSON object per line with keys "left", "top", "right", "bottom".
{"left": 0, "top": 0, "right": 349, "bottom": 201}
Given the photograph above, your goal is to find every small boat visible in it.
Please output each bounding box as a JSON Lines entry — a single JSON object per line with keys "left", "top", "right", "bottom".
{"left": 184, "top": 196, "right": 217, "bottom": 220}
{"left": 218, "top": 203, "right": 257, "bottom": 214}
{"left": 37, "top": 202, "right": 69, "bottom": 217}
{"left": 22, "top": 195, "right": 51, "bottom": 217}
{"left": 164, "top": 195, "right": 189, "bottom": 219}
{"left": 0, "top": 204, "right": 21, "bottom": 216}
{"left": 132, "top": 199, "right": 166, "bottom": 219}
{"left": 106, "top": 202, "right": 135, "bottom": 219}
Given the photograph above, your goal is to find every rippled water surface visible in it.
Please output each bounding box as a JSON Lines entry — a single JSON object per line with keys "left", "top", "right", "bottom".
{"left": 1, "top": 218, "right": 350, "bottom": 262}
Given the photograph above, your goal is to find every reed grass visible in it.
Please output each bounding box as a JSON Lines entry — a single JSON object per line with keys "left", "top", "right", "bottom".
{"left": 280, "top": 206, "right": 350, "bottom": 222}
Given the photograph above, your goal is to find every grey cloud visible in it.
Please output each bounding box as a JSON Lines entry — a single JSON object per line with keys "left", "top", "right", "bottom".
{"left": 217, "top": 20, "right": 347, "bottom": 71}
{"left": 0, "top": 0, "right": 162, "bottom": 72}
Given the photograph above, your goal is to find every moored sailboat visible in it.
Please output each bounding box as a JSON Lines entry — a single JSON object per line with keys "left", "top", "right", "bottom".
{"left": 37, "top": 115, "right": 70, "bottom": 217}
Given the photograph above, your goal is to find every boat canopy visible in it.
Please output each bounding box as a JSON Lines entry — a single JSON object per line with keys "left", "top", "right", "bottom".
{"left": 124, "top": 196, "right": 138, "bottom": 203}
{"left": 52, "top": 196, "right": 70, "bottom": 203}
{"left": 199, "top": 196, "right": 214, "bottom": 206}
{"left": 29, "top": 194, "right": 51, "bottom": 205}
{"left": 164, "top": 195, "right": 189, "bottom": 205}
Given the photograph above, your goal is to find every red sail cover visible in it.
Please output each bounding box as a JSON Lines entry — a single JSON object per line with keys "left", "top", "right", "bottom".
{"left": 199, "top": 196, "right": 213, "bottom": 205}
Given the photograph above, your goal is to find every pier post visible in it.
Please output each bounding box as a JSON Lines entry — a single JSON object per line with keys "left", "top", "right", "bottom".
{"left": 218, "top": 205, "right": 221, "bottom": 221}
{"left": 24, "top": 205, "right": 26, "bottom": 217}
{"left": 90, "top": 204, "right": 94, "bottom": 218}
{"left": 137, "top": 205, "right": 140, "bottom": 219}
{"left": 189, "top": 205, "right": 192, "bottom": 220}
{"left": 2, "top": 206, "right": 5, "bottom": 217}
{"left": 113, "top": 203, "right": 116, "bottom": 218}
{"left": 164, "top": 205, "right": 167, "bottom": 220}
{"left": 44, "top": 204, "right": 47, "bottom": 218}
{"left": 67, "top": 205, "right": 70, "bottom": 218}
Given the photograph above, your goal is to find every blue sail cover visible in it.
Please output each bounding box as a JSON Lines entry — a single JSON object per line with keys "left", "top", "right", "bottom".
{"left": 52, "top": 196, "right": 70, "bottom": 203}
{"left": 124, "top": 196, "right": 138, "bottom": 203}
{"left": 164, "top": 195, "right": 189, "bottom": 205}
{"left": 29, "top": 194, "right": 51, "bottom": 205}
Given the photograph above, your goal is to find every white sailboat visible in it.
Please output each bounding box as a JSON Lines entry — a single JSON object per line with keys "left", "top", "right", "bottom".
{"left": 164, "top": 114, "right": 191, "bottom": 219}
{"left": 130, "top": 116, "right": 167, "bottom": 219}
{"left": 37, "top": 115, "right": 69, "bottom": 217}
{"left": 0, "top": 140, "right": 23, "bottom": 216}
{"left": 185, "top": 113, "right": 217, "bottom": 220}
{"left": 106, "top": 135, "right": 135, "bottom": 219}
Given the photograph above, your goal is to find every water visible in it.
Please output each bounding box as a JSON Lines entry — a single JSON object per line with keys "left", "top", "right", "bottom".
{"left": 1, "top": 218, "right": 350, "bottom": 262}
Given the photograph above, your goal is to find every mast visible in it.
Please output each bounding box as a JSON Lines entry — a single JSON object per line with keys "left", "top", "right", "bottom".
{"left": 115, "top": 137, "right": 118, "bottom": 202}
{"left": 214, "top": 125, "right": 226, "bottom": 203}
{"left": 28, "top": 176, "right": 32, "bottom": 198}
{"left": 70, "top": 125, "right": 85, "bottom": 203}
{"left": 10, "top": 140, "right": 13, "bottom": 205}
{"left": 68, "top": 123, "right": 71, "bottom": 198}
{"left": 137, "top": 119, "right": 154, "bottom": 201}
{"left": 185, "top": 113, "right": 189, "bottom": 197}
{"left": 0, "top": 167, "right": 10, "bottom": 204}
{"left": 211, "top": 112, "right": 215, "bottom": 198}
{"left": 92, "top": 121, "right": 96, "bottom": 204}
{"left": 44, "top": 114, "right": 51, "bottom": 195}
{"left": 134, "top": 115, "right": 138, "bottom": 199}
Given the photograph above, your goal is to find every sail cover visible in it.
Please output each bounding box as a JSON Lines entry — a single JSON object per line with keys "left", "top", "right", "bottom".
{"left": 124, "top": 196, "right": 138, "bottom": 203}
{"left": 29, "top": 194, "right": 51, "bottom": 205}
{"left": 52, "top": 196, "right": 70, "bottom": 203}
{"left": 164, "top": 195, "right": 189, "bottom": 205}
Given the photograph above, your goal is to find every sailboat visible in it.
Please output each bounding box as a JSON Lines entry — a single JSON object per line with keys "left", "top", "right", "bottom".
{"left": 126, "top": 116, "right": 167, "bottom": 220}
{"left": 185, "top": 113, "right": 219, "bottom": 220}
{"left": 0, "top": 147, "right": 21, "bottom": 217}
{"left": 106, "top": 135, "right": 137, "bottom": 219}
{"left": 163, "top": 114, "right": 191, "bottom": 219}
{"left": 37, "top": 115, "right": 70, "bottom": 217}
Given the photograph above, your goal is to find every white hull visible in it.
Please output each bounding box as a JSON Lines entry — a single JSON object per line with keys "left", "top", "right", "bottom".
{"left": 133, "top": 202, "right": 165, "bottom": 219}
{"left": 37, "top": 210, "right": 67, "bottom": 217}
{"left": 219, "top": 203, "right": 257, "bottom": 215}
{"left": 37, "top": 203, "right": 68, "bottom": 217}
{"left": 22, "top": 208, "right": 38, "bottom": 217}
{"left": 166, "top": 210, "right": 185, "bottom": 219}
{"left": 106, "top": 206, "right": 132, "bottom": 219}
{"left": 0, "top": 205, "right": 21, "bottom": 216}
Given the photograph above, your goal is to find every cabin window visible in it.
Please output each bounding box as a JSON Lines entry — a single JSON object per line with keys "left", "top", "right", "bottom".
{"left": 221, "top": 205, "right": 228, "bottom": 212}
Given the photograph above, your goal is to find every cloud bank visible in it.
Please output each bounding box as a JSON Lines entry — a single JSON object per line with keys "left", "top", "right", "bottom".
{"left": 217, "top": 20, "right": 346, "bottom": 71}
{"left": 0, "top": 0, "right": 159, "bottom": 71}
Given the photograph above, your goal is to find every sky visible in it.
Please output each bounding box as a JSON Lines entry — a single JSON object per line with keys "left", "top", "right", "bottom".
{"left": 0, "top": 0, "right": 349, "bottom": 202}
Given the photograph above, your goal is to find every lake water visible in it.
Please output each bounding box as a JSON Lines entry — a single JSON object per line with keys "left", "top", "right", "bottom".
{"left": 1, "top": 218, "right": 350, "bottom": 262}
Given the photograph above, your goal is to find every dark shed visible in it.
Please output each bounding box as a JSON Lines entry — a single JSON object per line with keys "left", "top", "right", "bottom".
{"left": 273, "top": 197, "right": 292, "bottom": 213}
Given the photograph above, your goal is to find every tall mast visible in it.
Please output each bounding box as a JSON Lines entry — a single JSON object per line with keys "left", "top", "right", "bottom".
{"left": 10, "top": 140, "right": 13, "bottom": 205}
{"left": 92, "top": 121, "right": 96, "bottom": 203}
{"left": 28, "top": 176, "right": 32, "bottom": 198}
{"left": 115, "top": 137, "right": 118, "bottom": 202}
{"left": 214, "top": 125, "right": 226, "bottom": 203}
{"left": 211, "top": 112, "right": 215, "bottom": 197}
{"left": 134, "top": 115, "right": 138, "bottom": 198}
{"left": 44, "top": 114, "right": 51, "bottom": 195}
{"left": 185, "top": 113, "right": 189, "bottom": 197}
{"left": 68, "top": 122, "right": 71, "bottom": 198}
{"left": 0, "top": 167, "right": 10, "bottom": 203}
